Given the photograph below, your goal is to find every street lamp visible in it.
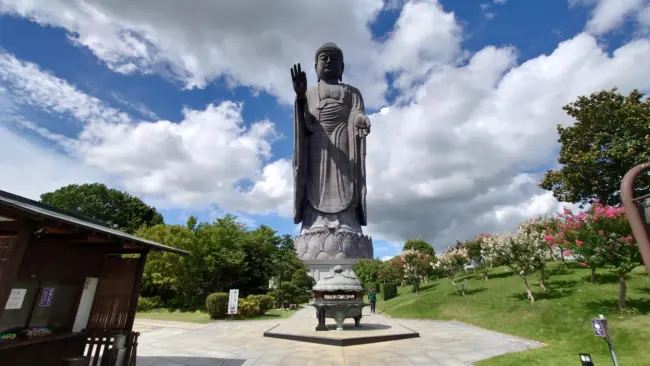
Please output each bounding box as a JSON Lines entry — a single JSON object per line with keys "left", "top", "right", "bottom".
{"left": 279, "top": 252, "right": 284, "bottom": 309}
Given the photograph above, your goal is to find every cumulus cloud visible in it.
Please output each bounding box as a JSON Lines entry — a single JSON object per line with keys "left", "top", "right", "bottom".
{"left": 0, "top": 52, "right": 290, "bottom": 214}
{"left": 1, "top": 0, "right": 650, "bottom": 253}
{"left": 572, "top": 0, "right": 649, "bottom": 35}
{"left": 365, "top": 33, "right": 650, "bottom": 247}
{"left": 0, "top": 0, "right": 390, "bottom": 108}
{"left": 0, "top": 125, "right": 106, "bottom": 200}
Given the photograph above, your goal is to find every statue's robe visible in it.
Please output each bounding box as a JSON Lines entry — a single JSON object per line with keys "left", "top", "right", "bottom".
{"left": 293, "top": 82, "right": 367, "bottom": 231}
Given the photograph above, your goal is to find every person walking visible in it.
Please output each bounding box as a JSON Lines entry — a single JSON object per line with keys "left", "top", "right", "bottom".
{"left": 368, "top": 288, "right": 377, "bottom": 314}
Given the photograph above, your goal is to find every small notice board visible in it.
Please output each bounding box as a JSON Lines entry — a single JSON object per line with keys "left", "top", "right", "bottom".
{"left": 4, "top": 288, "right": 27, "bottom": 310}
{"left": 228, "top": 289, "right": 239, "bottom": 315}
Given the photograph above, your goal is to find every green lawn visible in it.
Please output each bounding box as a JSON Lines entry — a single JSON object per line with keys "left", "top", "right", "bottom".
{"left": 136, "top": 307, "right": 298, "bottom": 324}
{"left": 377, "top": 262, "right": 650, "bottom": 366}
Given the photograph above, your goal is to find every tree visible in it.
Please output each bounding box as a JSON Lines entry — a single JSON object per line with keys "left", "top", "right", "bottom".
{"left": 352, "top": 259, "right": 384, "bottom": 285}
{"left": 41, "top": 183, "right": 163, "bottom": 233}
{"left": 271, "top": 234, "right": 311, "bottom": 306}
{"left": 400, "top": 249, "right": 431, "bottom": 293}
{"left": 378, "top": 257, "right": 404, "bottom": 285}
{"left": 553, "top": 204, "right": 641, "bottom": 310}
{"left": 137, "top": 216, "right": 248, "bottom": 309}
{"left": 403, "top": 238, "right": 435, "bottom": 257}
{"left": 539, "top": 89, "right": 650, "bottom": 207}
{"left": 461, "top": 238, "right": 485, "bottom": 278}
{"left": 482, "top": 223, "right": 551, "bottom": 304}
{"left": 237, "top": 225, "right": 280, "bottom": 296}
{"left": 432, "top": 246, "right": 469, "bottom": 295}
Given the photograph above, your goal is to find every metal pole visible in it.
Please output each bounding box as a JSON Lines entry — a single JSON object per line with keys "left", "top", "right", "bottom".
{"left": 279, "top": 253, "right": 284, "bottom": 309}
{"left": 620, "top": 162, "right": 650, "bottom": 277}
{"left": 605, "top": 337, "right": 620, "bottom": 366}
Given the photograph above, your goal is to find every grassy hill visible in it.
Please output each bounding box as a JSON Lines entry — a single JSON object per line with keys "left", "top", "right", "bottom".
{"left": 377, "top": 262, "right": 650, "bottom": 366}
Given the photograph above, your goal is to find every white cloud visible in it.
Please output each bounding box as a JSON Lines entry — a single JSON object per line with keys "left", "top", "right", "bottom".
{"left": 0, "top": 52, "right": 289, "bottom": 215}
{"left": 572, "top": 0, "right": 648, "bottom": 35}
{"left": 364, "top": 31, "right": 650, "bottom": 248}
{"left": 0, "top": 0, "right": 389, "bottom": 108}
{"left": 381, "top": 0, "right": 462, "bottom": 92}
{"left": 0, "top": 126, "right": 106, "bottom": 200}
{"left": 2, "top": 0, "right": 650, "bottom": 254}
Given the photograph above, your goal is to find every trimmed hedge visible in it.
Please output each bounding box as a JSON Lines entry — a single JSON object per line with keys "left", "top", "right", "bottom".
{"left": 205, "top": 292, "right": 229, "bottom": 319}
{"left": 236, "top": 298, "right": 261, "bottom": 319}
{"left": 382, "top": 283, "right": 398, "bottom": 301}
{"left": 137, "top": 296, "right": 162, "bottom": 312}
{"left": 365, "top": 282, "right": 381, "bottom": 293}
{"left": 248, "top": 294, "right": 274, "bottom": 314}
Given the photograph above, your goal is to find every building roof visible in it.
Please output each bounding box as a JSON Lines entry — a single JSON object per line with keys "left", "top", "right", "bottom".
{"left": 0, "top": 189, "right": 188, "bottom": 256}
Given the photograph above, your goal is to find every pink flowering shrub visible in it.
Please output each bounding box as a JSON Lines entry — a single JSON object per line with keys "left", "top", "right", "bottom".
{"left": 549, "top": 203, "right": 641, "bottom": 310}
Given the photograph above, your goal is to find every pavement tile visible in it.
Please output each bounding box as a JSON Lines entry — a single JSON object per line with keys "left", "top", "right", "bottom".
{"left": 136, "top": 306, "right": 543, "bottom": 365}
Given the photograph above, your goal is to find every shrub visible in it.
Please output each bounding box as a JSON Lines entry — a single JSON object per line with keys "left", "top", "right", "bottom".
{"left": 248, "top": 294, "right": 274, "bottom": 314}
{"left": 205, "top": 292, "right": 229, "bottom": 319}
{"left": 365, "top": 282, "right": 381, "bottom": 293}
{"left": 383, "top": 283, "right": 398, "bottom": 301}
{"left": 236, "top": 298, "right": 261, "bottom": 318}
{"left": 137, "top": 296, "right": 162, "bottom": 312}
{"left": 294, "top": 295, "right": 311, "bottom": 304}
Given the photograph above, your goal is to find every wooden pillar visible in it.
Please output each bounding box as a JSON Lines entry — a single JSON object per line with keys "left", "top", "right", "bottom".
{"left": 124, "top": 251, "right": 148, "bottom": 332}
{"left": 0, "top": 219, "right": 33, "bottom": 317}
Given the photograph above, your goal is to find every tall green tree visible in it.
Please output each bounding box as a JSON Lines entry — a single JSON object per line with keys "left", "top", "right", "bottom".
{"left": 352, "top": 259, "right": 385, "bottom": 285}
{"left": 403, "top": 238, "right": 435, "bottom": 257}
{"left": 137, "top": 216, "right": 247, "bottom": 309}
{"left": 41, "top": 183, "right": 163, "bottom": 233}
{"left": 237, "top": 225, "right": 280, "bottom": 295}
{"left": 540, "top": 89, "right": 650, "bottom": 206}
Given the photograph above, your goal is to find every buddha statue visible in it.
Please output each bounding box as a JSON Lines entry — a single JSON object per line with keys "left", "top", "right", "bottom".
{"left": 291, "top": 42, "right": 373, "bottom": 261}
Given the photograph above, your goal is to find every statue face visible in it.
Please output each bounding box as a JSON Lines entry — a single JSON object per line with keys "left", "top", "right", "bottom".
{"left": 315, "top": 50, "right": 343, "bottom": 81}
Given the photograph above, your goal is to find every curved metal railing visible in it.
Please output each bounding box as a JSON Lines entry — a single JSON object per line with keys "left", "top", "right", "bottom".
{"left": 620, "top": 162, "right": 650, "bottom": 277}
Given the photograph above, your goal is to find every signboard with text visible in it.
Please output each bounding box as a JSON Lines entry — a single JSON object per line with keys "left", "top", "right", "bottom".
{"left": 39, "top": 288, "right": 55, "bottom": 307}
{"left": 4, "top": 289, "right": 27, "bottom": 310}
{"left": 227, "top": 289, "right": 239, "bottom": 315}
{"left": 591, "top": 318, "right": 608, "bottom": 337}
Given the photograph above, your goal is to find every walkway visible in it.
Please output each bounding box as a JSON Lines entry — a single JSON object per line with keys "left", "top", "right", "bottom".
{"left": 135, "top": 307, "right": 543, "bottom": 366}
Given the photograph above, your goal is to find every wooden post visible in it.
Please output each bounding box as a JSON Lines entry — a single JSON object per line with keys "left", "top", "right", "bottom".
{"left": 124, "top": 251, "right": 148, "bottom": 332}
{"left": 0, "top": 219, "right": 33, "bottom": 317}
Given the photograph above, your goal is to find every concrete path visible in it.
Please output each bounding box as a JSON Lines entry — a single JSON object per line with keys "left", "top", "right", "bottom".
{"left": 134, "top": 307, "right": 543, "bottom": 366}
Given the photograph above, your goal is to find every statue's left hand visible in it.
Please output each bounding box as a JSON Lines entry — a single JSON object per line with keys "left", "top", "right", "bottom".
{"left": 355, "top": 114, "right": 371, "bottom": 138}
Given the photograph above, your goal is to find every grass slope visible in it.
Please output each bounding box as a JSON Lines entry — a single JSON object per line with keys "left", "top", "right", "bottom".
{"left": 136, "top": 307, "right": 296, "bottom": 323}
{"left": 378, "top": 262, "right": 650, "bottom": 366}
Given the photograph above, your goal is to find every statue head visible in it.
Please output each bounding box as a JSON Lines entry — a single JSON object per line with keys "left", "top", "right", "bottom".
{"left": 314, "top": 42, "right": 344, "bottom": 82}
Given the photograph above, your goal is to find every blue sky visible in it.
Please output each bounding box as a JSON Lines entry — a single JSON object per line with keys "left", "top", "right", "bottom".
{"left": 1, "top": 0, "right": 649, "bottom": 259}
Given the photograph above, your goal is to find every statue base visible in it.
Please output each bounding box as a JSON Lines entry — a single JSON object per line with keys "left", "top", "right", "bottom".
{"left": 294, "top": 230, "right": 373, "bottom": 281}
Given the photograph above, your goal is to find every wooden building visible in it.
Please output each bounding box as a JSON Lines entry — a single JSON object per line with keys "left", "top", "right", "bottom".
{"left": 0, "top": 190, "right": 188, "bottom": 366}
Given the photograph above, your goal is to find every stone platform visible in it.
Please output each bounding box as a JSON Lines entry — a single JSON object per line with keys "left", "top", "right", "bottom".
{"left": 263, "top": 309, "right": 419, "bottom": 347}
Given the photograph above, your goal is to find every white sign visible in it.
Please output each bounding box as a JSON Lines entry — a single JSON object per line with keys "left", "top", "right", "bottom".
{"left": 227, "top": 289, "right": 239, "bottom": 315}
{"left": 4, "top": 288, "right": 27, "bottom": 310}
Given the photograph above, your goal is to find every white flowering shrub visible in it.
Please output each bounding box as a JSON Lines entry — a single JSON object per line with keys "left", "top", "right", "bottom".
{"left": 481, "top": 222, "right": 552, "bottom": 303}
{"left": 432, "top": 247, "right": 468, "bottom": 283}
{"left": 400, "top": 249, "right": 431, "bottom": 293}
{"left": 432, "top": 246, "right": 469, "bottom": 296}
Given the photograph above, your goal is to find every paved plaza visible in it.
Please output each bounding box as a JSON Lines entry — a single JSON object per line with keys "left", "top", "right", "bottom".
{"left": 135, "top": 307, "right": 543, "bottom": 366}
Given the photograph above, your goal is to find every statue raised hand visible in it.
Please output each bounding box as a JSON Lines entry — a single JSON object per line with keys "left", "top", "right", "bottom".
{"left": 291, "top": 63, "right": 307, "bottom": 99}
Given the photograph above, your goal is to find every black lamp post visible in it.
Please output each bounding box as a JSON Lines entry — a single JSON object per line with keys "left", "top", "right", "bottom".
{"left": 278, "top": 251, "right": 284, "bottom": 309}
{"left": 579, "top": 353, "right": 594, "bottom": 366}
